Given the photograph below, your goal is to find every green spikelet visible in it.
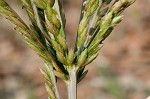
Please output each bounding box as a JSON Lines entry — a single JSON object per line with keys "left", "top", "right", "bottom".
{"left": 45, "top": 83, "right": 56, "bottom": 99}
{"left": 84, "top": 52, "right": 99, "bottom": 66}
{"left": 77, "top": 49, "right": 88, "bottom": 67}
{"left": 54, "top": 71, "right": 68, "bottom": 80}
{"left": 34, "top": 0, "right": 55, "bottom": 9}
{"left": 56, "top": 51, "right": 66, "bottom": 65}
{"left": 67, "top": 49, "right": 74, "bottom": 65}
{"left": 50, "top": 39, "right": 63, "bottom": 54}
{"left": 57, "top": 34, "right": 68, "bottom": 51}
{"left": 46, "top": 22, "right": 59, "bottom": 36}
{"left": 111, "top": 15, "right": 123, "bottom": 27}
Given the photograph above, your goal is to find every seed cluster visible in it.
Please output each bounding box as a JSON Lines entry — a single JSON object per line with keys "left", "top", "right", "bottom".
{"left": 0, "top": 0, "right": 136, "bottom": 99}
{"left": 75, "top": 0, "right": 136, "bottom": 78}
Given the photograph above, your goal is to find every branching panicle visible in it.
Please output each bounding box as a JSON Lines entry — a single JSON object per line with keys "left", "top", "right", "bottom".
{"left": 0, "top": 0, "right": 136, "bottom": 99}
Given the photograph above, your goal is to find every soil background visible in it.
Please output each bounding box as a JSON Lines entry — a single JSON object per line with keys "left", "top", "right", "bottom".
{"left": 0, "top": 0, "right": 150, "bottom": 99}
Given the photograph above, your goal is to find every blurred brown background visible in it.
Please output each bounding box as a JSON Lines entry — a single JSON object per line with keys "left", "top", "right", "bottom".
{"left": 0, "top": 0, "right": 150, "bottom": 99}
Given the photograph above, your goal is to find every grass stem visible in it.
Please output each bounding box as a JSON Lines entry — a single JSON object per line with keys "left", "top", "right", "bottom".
{"left": 67, "top": 70, "right": 77, "bottom": 99}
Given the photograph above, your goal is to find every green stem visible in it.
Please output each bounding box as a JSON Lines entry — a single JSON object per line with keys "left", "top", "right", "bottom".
{"left": 67, "top": 69, "right": 77, "bottom": 99}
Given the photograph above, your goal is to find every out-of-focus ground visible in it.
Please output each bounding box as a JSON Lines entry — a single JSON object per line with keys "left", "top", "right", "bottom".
{"left": 0, "top": 0, "right": 150, "bottom": 99}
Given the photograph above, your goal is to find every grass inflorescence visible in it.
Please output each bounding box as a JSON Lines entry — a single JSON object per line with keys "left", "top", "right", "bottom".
{"left": 0, "top": 0, "right": 136, "bottom": 99}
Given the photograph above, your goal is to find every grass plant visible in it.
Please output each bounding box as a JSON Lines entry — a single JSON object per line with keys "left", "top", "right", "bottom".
{"left": 0, "top": 0, "right": 136, "bottom": 99}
